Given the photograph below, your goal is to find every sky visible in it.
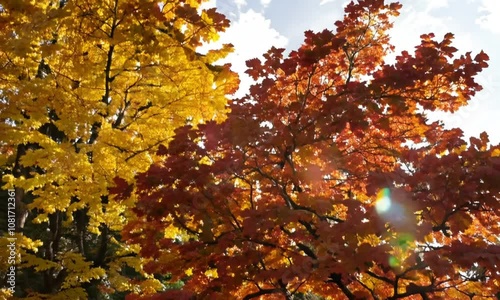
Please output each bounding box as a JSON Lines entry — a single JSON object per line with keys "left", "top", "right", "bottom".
{"left": 201, "top": 0, "right": 499, "bottom": 144}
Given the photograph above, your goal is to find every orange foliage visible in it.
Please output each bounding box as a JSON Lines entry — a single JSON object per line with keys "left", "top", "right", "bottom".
{"left": 122, "top": 0, "right": 499, "bottom": 299}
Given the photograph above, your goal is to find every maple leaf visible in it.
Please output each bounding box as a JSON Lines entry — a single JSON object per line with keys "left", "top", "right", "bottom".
{"left": 126, "top": 1, "right": 500, "bottom": 299}
{"left": 0, "top": 0, "right": 237, "bottom": 298}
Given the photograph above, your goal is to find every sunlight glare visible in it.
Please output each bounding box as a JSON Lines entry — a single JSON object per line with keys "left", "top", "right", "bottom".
{"left": 375, "top": 188, "right": 391, "bottom": 213}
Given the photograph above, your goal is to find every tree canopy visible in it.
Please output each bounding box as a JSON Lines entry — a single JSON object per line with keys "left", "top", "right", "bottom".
{"left": 123, "top": 0, "right": 500, "bottom": 299}
{"left": 1, "top": 0, "right": 499, "bottom": 299}
{"left": 0, "top": 0, "right": 237, "bottom": 298}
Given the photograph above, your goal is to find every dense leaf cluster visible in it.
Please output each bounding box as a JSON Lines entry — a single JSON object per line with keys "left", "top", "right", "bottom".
{"left": 0, "top": 0, "right": 237, "bottom": 298}
{"left": 125, "top": 0, "right": 499, "bottom": 299}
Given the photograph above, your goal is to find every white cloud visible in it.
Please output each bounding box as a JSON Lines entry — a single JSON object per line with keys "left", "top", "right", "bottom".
{"left": 424, "top": 0, "right": 448, "bottom": 11}
{"left": 319, "top": 0, "right": 335, "bottom": 5}
{"left": 386, "top": 5, "right": 449, "bottom": 62}
{"left": 199, "top": 0, "right": 216, "bottom": 10}
{"left": 221, "top": 9, "right": 288, "bottom": 62}
{"left": 260, "top": 0, "right": 272, "bottom": 8}
{"left": 225, "top": 9, "right": 288, "bottom": 96}
{"left": 476, "top": 0, "right": 500, "bottom": 34}
{"left": 199, "top": 9, "right": 288, "bottom": 97}
{"left": 386, "top": 3, "right": 479, "bottom": 60}
{"left": 234, "top": 0, "right": 247, "bottom": 10}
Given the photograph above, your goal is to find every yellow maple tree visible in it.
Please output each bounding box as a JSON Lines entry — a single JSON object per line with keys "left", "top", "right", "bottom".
{"left": 0, "top": 0, "right": 238, "bottom": 298}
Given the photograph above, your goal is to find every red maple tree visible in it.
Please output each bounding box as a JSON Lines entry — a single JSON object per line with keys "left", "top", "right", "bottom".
{"left": 121, "top": 0, "right": 500, "bottom": 298}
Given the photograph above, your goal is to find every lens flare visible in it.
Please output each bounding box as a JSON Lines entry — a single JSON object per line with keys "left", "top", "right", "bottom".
{"left": 395, "top": 232, "right": 414, "bottom": 250}
{"left": 375, "top": 188, "right": 391, "bottom": 213}
{"left": 389, "top": 256, "right": 400, "bottom": 268}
